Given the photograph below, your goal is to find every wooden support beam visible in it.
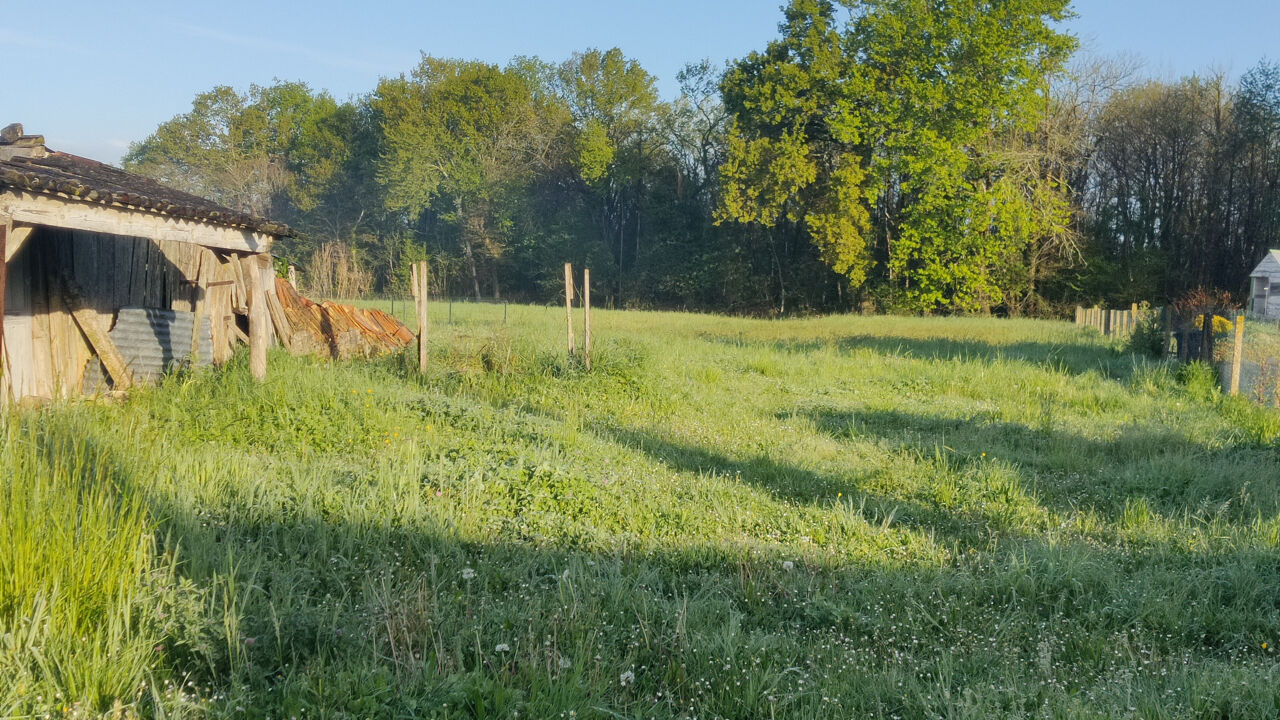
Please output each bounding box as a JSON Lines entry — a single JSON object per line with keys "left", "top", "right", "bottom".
{"left": 4, "top": 223, "right": 33, "bottom": 263}
{"left": 57, "top": 275, "right": 132, "bottom": 390}
{"left": 244, "top": 254, "right": 269, "bottom": 381}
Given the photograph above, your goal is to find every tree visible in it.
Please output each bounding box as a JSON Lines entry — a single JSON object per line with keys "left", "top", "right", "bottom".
{"left": 553, "top": 48, "right": 664, "bottom": 302}
{"left": 720, "top": 0, "right": 1076, "bottom": 312}
{"left": 375, "top": 57, "right": 547, "bottom": 299}
{"left": 124, "top": 82, "right": 348, "bottom": 219}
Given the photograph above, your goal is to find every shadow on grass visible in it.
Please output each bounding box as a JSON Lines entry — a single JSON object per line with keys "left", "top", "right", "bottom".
{"left": 22, "top": 411, "right": 1280, "bottom": 719}
{"left": 705, "top": 332, "right": 1124, "bottom": 377}
{"left": 794, "top": 406, "right": 1280, "bottom": 521}
{"left": 590, "top": 422, "right": 1035, "bottom": 547}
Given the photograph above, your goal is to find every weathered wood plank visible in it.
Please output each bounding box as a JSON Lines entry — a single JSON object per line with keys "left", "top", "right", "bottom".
{"left": 30, "top": 246, "right": 53, "bottom": 398}
{"left": 149, "top": 239, "right": 167, "bottom": 308}
{"left": 227, "top": 253, "right": 248, "bottom": 315}
{"left": 1, "top": 190, "right": 274, "bottom": 253}
{"left": 3, "top": 223, "right": 34, "bottom": 263}
{"left": 71, "top": 231, "right": 98, "bottom": 310}
{"left": 59, "top": 275, "right": 133, "bottom": 390}
{"left": 564, "top": 262, "right": 575, "bottom": 357}
{"left": 130, "top": 238, "right": 149, "bottom": 307}
{"left": 189, "top": 249, "right": 209, "bottom": 359}
{"left": 244, "top": 254, "right": 269, "bottom": 381}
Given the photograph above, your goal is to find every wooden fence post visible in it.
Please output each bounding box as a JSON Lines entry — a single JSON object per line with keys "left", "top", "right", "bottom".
{"left": 410, "top": 261, "right": 429, "bottom": 374}
{"left": 583, "top": 268, "right": 592, "bottom": 371}
{"left": 564, "top": 262, "right": 575, "bottom": 358}
{"left": 1230, "top": 314, "right": 1245, "bottom": 396}
{"left": 1274, "top": 359, "right": 1280, "bottom": 407}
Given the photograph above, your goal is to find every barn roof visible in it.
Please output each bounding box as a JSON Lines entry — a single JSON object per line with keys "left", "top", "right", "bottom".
{"left": 1251, "top": 249, "right": 1280, "bottom": 276}
{"left": 0, "top": 124, "right": 292, "bottom": 237}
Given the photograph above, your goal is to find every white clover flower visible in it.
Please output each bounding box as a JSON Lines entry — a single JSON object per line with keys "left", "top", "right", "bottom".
{"left": 495, "top": 643, "right": 511, "bottom": 652}
{"left": 619, "top": 670, "right": 635, "bottom": 686}
{"left": 461, "top": 567, "right": 476, "bottom": 580}
{"left": 782, "top": 560, "right": 795, "bottom": 571}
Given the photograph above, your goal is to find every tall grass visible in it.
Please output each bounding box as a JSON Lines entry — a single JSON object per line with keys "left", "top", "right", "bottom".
{"left": 0, "top": 415, "right": 196, "bottom": 718}
{"left": 3, "top": 306, "right": 1280, "bottom": 718}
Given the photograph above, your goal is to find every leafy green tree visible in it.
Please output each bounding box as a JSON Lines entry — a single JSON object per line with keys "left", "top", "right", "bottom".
{"left": 124, "top": 82, "right": 349, "bottom": 219}
{"left": 376, "top": 57, "right": 548, "bottom": 299}
{"left": 553, "top": 48, "right": 664, "bottom": 301}
{"left": 720, "top": 0, "right": 1076, "bottom": 312}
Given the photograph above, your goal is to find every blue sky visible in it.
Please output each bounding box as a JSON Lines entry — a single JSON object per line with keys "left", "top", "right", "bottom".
{"left": 5, "top": 1, "right": 1278, "bottom": 164}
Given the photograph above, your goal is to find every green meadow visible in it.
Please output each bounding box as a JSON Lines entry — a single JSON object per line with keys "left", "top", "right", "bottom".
{"left": 4, "top": 305, "right": 1280, "bottom": 719}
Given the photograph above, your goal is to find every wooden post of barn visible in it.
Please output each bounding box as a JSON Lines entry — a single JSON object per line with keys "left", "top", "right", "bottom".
{"left": 0, "top": 217, "right": 8, "bottom": 393}
{"left": 564, "top": 263, "right": 575, "bottom": 358}
{"left": 1230, "top": 314, "right": 1245, "bottom": 395}
{"left": 410, "top": 261, "right": 429, "bottom": 373}
{"left": 583, "top": 268, "right": 592, "bottom": 371}
{"left": 246, "top": 254, "right": 269, "bottom": 381}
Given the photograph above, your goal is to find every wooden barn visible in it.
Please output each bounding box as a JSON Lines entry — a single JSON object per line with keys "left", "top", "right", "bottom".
{"left": 1249, "top": 250, "right": 1280, "bottom": 319}
{"left": 0, "top": 123, "right": 289, "bottom": 403}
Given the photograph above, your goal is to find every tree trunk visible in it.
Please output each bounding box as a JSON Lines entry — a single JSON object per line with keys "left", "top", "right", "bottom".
{"left": 457, "top": 196, "right": 482, "bottom": 301}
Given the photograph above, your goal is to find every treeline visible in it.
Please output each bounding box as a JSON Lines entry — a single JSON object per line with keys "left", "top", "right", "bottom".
{"left": 123, "top": 0, "right": 1280, "bottom": 315}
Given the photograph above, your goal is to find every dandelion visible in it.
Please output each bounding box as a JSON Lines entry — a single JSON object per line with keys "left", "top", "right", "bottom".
{"left": 495, "top": 643, "right": 511, "bottom": 652}
{"left": 462, "top": 567, "right": 476, "bottom": 580}
{"left": 620, "top": 670, "right": 635, "bottom": 686}
{"left": 782, "top": 561, "right": 794, "bottom": 571}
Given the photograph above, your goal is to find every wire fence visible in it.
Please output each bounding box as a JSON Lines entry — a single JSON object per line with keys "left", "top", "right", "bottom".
{"left": 1076, "top": 304, "right": 1280, "bottom": 406}
{"left": 323, "top": 294, "right": 520, "bottom": 328}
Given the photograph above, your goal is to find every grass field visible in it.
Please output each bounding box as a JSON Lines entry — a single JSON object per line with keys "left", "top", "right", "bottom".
{"left": 4, "top": 304, "right": 1280, "bottom": 718}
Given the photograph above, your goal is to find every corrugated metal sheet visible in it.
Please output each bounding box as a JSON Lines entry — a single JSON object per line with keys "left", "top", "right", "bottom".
{"left": 85, "top": 307, "right": 212, "bottom": 390}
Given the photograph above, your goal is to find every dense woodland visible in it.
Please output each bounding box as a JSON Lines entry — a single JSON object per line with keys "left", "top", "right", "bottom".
{"left": 123, "top": 0, "right": 1280, "bottom": 316}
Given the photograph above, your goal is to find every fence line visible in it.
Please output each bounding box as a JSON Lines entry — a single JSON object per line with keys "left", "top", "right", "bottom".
{"left": 1073, "top": 303, "right": 1145, "bottom": 338}
{"left": 1075, "top": 304, "right": 1280, "bottom": 406}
